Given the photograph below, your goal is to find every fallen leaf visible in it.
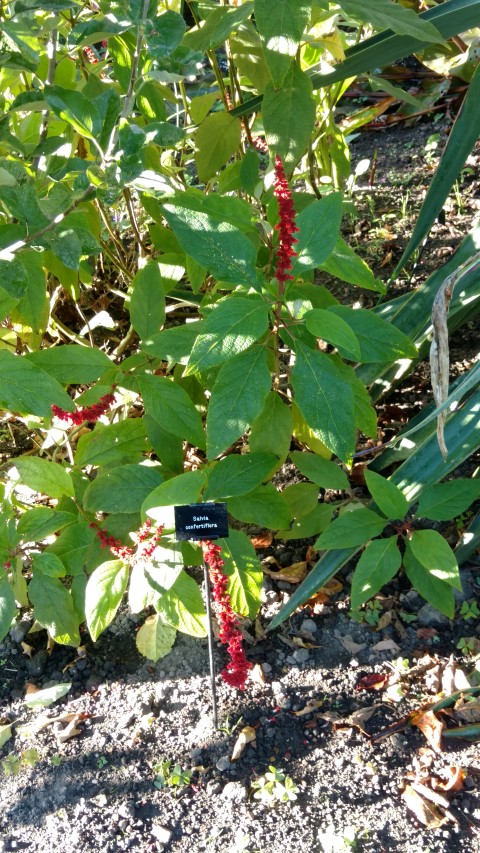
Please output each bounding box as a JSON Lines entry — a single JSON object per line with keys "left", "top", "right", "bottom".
{"left": 20, "top": 642, "right": 34, "bottom": 658}
{"left": 46, "top": 636, "right": 56, "bottom": 655}
{"left": 417, "top": 627, "right": 438, "bottom": 640}
{"left": 372, "top": 639, "right": 400, "bottom": 653}
{"left": 411, "top": 709, "right": 444, "bottom": 752}
{"left": 231, "top": 725, "right": 256, "bottom": 761}
{"left": 251, "top": 532, "right": 272, "bottom": 549}
{"left": 344, "top": 706, "right": 379, "bottom": 734}
{"left": 249, "top": 663, "right": 266, "bottom": 686}
{"left": 402, "top": 784, "right": 446, "bottom": 827}
{"left": 410, "top": 780, "right": 450, "bottom": 809}
{"left": 291, "top": 635, "right": 320, "bottom": 649}
{"left": 304, "top": 578, "right": 343, "bottom": 609}
{"left": 263, "top": 561, "right": 308, "bottom": 584}
{"left": 376, "top": 611, "right": 393, "bottom": 631}
{"left": 55, "top": 716, "right": 83, "bottom": 744}
{"left": 254, "top": 616, "right": 265, "bottom": 640}
{"left": 454, "top": 699, "right": 480, "bottom": 724}
{"left": 17, "top": 711, "right": 90, "bottom": 739}
{"left": 356, "top": 674, "right": 390, "bottom": 691}
{"left": 293, "top": 700, "right": 324, "bottom": 717}
{"left": 432, "top": 766, "right": 465, "bottom": 793}
{"left": 24, "top": 682, "right": 72, "bottom": 709}
{"left": 340, "top": 635, "right": 367, "bottom": 655}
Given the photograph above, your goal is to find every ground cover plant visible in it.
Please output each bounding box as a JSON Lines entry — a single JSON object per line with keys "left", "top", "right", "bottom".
{"left": 0, "top": 0, "right": 479, "bottom": 693}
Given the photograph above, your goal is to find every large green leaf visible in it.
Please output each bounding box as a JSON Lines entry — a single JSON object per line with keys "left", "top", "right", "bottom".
{"left": 350, "top": 536, "right": 401, "bottom": 610}
{"left": 203, "top": 453, "right": 277, "bottom": 501}
{"left": 403, "top": 541, "right": 455, "bottom": 618}
{"left": 195, "top": 112, "right": 242, "bottom": 183}
{"left": 218, "top": 529, "right": 263, "bottom": 618}
{"left": 83, "top": 464, "right": 164, "bottom": 514}
{"left": 207, "top": 346, "right": 271, "bottom": 459}
{"left": 320, "top": 237, "right": 385, "bottom": 293}
{"left": 163, "top": 199, "right": 259, "bottom": 288}
{"left": 263, "top": 64, "right": 315, "bottom": 167}
{"left": 184, "top": 3, "right": 254, "bottom": 50}
{"left": 29, "top": 572, "right": 80, "bottom": 646}
{"left": 14, "top": 251, "right": 48, "bottom": 334}
{"left": 14, "top": 457, "right": 74, "bottom": 500}
{"left": 46, "top": 522, "right": 101, "bottom": 577}
{"left": 129, "top": 261, "right": 166, "bottom": 340}
{"left": 138, "top": 375, "right": 205, "bottom": 449}
{"left": 45, "top": 85, "right": 102, "bottom": 141}
{"left": 85, "top": 560, "right": 130, "bottom": 641}
{"left": 26, "top": 345, "right": 112, "bottom": 385}
{"left": 305, "top": 308, "right": 361, "bottom": 361}
{"left": 135, "top": 613, "right": 177, "bottom": 662}
{"left": 417, "top": 479, "right": 480, "bottom": 521}
{"left": 364, "top": 469, "right": 409, "bottom": 519}
{"left": 229, "top": 484, "right": 292, "bottom": 530}
{"left": 315, "top": 508, "right": 387, "bottom": 550}
{"left": 186, "top": 296, "right": 269, "bottom": 375}
{"left": 0, "top": 351, "right": 73, "bottom": 418}
{"left": 249, "top": 391, "right": 293, "bottom": 462}
{"left": 75, "top": 420, "right": 148, "bottom": 467}
{"left": 339, "top": 0, "right": 442, "bottom": 43}
{"left": 290, "top": 194, "right": 343, "bottom": 277}
{"left": 409, "top": 530, "right": 461, "bottom": 590}
{"left": 17, "top": 507, "right": 76, "bottom": 542}
{"left": 328, "top": 306, "right": 417, "bottom": 362}
{"left": 291, "top": 342, "right": 355, "bottom": 462}
{"left": 142, "top": 470, "right": 207, "bottom": 512}
{"left": 255, "top": 0, "right": 311, "bottom": 88}
{"left": 289, "top": 451, "right": 350, "bottom": 490}
{"left": 155, "top": 572, "right": 207, "bottom": 638}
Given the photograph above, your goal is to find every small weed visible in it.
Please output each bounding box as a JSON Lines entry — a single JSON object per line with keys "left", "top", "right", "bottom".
{"left": 218, "top": 714, "right": 243, "bottom": 736}
{"left": 350, "top": 599, "right": 382, "bottom": 626}
{"left": 251, "top": 766, "right": 298, "bottom": 806}
{"left": 459, "top": 600, "right": 480, "bottom": 621}
{"left": 318, "top": 823, "right": 359, "bottom": 851}
{"left": 153, "top": 758, "right": 193, "bottom": 790}
{"left": 96, "top": 756, "right": 108, "bottom": 769}
{"left": 50, "top": 754, "right": 62, "bottom": 767}
{"left": 1, "top": 748, "right": 39, "bottom": 776}
{"left": 457, "top": 636, "right": 480, "bottom": 656}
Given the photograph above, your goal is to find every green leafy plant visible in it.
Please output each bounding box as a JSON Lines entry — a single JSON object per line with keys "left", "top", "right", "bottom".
{"left": 152, "top": 757, "right": 193, "bottom": 790}
{"left": 251, "top": 766, "right": 298, "bottom": 806}
{"left": 459, "top": 600, "right": 480, "bottom": 621}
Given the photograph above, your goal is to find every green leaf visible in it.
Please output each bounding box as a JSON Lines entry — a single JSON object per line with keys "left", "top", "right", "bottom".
{"left": 207, "top": 347, "right": 271, "bottom": 460}
{"left": 0, "top": 722, "right": 12, "bottom": 748}
{"left": 141, "top": 321, "right": 204, "bottom": 364}
{"left": 184, "top": 3, "right": 254, "bottom": 51}
{"left": 29, "top": 573, "right": 80, "bottom": 645}
{"left": 72, "top": 15, "right": 134, "bottom": 46}
{"left": 290, "top": 194, "right": 343, "bottom": 276}
{"left": 45, "top": 85, "right": 102, "bottom": 141}
{"left": 351, "top": 536, "right": 402, "bottom": 609}
{"left": 340, "top": 0, "right": 443, "bottom": 43}
{"left": 46, "top": 522, "right": 100, "bottom": 577}
{"left": 26, "top": 345, "right": 112, "bottom": 385}
{"left": 75, "top": 420, "right": 148, "bottom": 467}
{"left": 31, "top": 553, "right": 66, "bottom": 579}
{"left": 85, "top": 560, "right": 130, "bottom": 641}
{"left": 291, "top": 342, "right": 355, "bottom": 462}
{"left": 282, "top": 482, "right": 320, "bottom": 518}
{"left": 136, "top": 613, "right": 176, "bottom": 661}
{"left": 203, "top": 453, "right": 277, "bottom": 501}
{"left": 393, "top": 63, "right": 480, "bottom": 275}
{"left": 263, "top": 63, "right": 315, "bottom": 167}
{"left": 14, "top": 251, "right": 48, "bottom": 334}
{"left": 143, "top": 471, "right": 207, "bottom": 514}
{"left": 229, "top": 484, "right": 292, "bottom": 529}
{"left": 305, "top": 308, "right": 361, "bottom": 361}
{"left": 195, "top": 112, "right": 242, "bottom": 183}
{"left": 0, "top": 568, "right": 16, "bottom": 643}
{"left": 155, "top": 571, "right": 207, "bottom": 638}
{"left": 320, "top": 237, "right": 385, "bottom": 293}
{"left": 255, "top": 0, "right": 311, "bottom": 88}
{"left": 0, "top": 351, "right": 74, "bottom": 418}
{"left": 278, "top": 503, "right": 333, "bottom": 540}
{"left": 187, "top": 296, "right": 269, "bottom": 375}
{"left": 218, "top": 529, "right": 263, "bottom": 618}
{"left": 249, "top": 391, "right": 292, "bottom": 462}
{"left": 129, "top": 261, "right": 166, "bottom": 340}
{"left": 365, "top": 469, "right": 409, "bottom": 519}
{"left": 147, "top": 11, "right": 186, "bottom": 57}
{"left": 351, "top": 378, "right": 377, "bottom": 438}
{"left": 138, "top": 375, "right": 205, "bottom": 449}
{"left": 409, "top": 530, "right": 461, "bottom": 590}
{"left": 328, "top": 306, "right": 417, "bottom": 362}
{"left": 17, "top": 508, "right": 76, "bottom": 542}
{"left": 163, "top": 200, "right": 259, "bottom": 288}
{"left": 23, "top": 682, "right": 72, "bottom": 709}
{"left": 403, "top": 540, "right": 454, "bottom": 618}
{"left": 83, "top": 464, "right": 164, "bottom": 514}
{"left": 417, "top": 479, "right": 480, "bottom": 521}
{"left": 14, "top": 457, "right": 74, "bottom": 500}
{"left": 315, "top": 508, "right": 387, "bottom": 550}
{"left": 289, "top": 451, "right": 350, "bottom": 490}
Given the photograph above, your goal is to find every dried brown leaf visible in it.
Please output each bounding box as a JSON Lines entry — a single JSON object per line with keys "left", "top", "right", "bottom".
{"left": 291, "top": 635, "right": 320, "bottom": 649}
{"left": 454, "top": 699, "right": 480, "bottom": 724}
{"left": 251, "top": 533, "right": 273, "bottom": 549}
{"left": 263, "top": 561, "right": 308, "bottom": 584}
{"left": 340, "top": 635, "right": 367, "bottom": 655}
{"left": 372, "top": 638, "right": 400, "bottom": 654}
{"left": 249, "top": 663, "right": 266, "bottom": 686}
{"left": 55, "top": 718, "right": 82, "bottom": 744}
{"left": 416, "top": 628, "right": 438, "bottom": 640}
{"left": 402, "top": 784, "right": 446, "bottom": 828}
{"left": 410, "top": 781, "right": 450, "bottom": 810}
{"left": 356, "top": 674, "right": 390, "bottom": 691}
{"left": 411, "top": 709, "right": 444, "bottom": 753}
{"left": 432, "top": 765, "right": 465, "bottom": 793}
{"left": 231, "top": 725, "right": 256, "bottom": 761}
{"left": 293, "top": 700, "right": 324, "bottom": 717}
{"left": 376, "top": 611, "right": 393, "bottom": 631}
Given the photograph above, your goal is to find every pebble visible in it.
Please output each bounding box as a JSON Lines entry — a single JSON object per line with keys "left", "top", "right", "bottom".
{"left": 221, "top": 781, "right": 248, "bottom": 802}
{"left": 118, "top": 801, "right": 136, "bottom": 820}
{"left": 292, "top": 648, "right": 310, "bottom": 664}
{"left": 300, "top": 619, "right": 317, "bottom": 633}
{"left": 417, "top": 604, "right": 450, "bottom": 627}
{"left": 215, "top": 755, "right": 231, "bottom": 772}
{"left": 9, "top": 617, "right": 32, "bottom": 644}
{"left": 27, "top": 650, "right": 48, "bottom": 678}
{"left": 151, "top": 825, "right": 172, "bottom": 845}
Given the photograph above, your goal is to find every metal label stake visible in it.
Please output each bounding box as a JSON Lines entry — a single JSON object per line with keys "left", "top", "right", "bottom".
{"left": 174, "top": 502, "right": 228, "bottom": 729}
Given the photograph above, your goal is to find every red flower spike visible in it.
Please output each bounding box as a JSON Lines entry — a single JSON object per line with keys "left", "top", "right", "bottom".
{"left": 52, "top": 388, "right": 116, "bottom": 426}
{"left": 202, "top": 540, "right": 251, "bottom": 690}
{"left": 90, "top": 521, "right": 164, "bottom": 566}
{"left": 273, "top": 155, "right": 299, "bottom": 286}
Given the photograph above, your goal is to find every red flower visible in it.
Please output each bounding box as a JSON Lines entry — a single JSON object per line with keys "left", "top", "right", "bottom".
{"left": 52, "top": 388, "right": 116, "bottom": 426}
{"left": 273, "top": 155, "right": 299, "bottom": 285}
{"left": 90, "top": 518, "right": 164, "bottom": 566}
{"left": 202, "top": 540, "right": 251, "bottom": 690}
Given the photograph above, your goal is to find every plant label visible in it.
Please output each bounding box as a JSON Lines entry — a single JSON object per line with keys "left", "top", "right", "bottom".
{"left": 174, "top": 502, "right": 228, "bottom": 541}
